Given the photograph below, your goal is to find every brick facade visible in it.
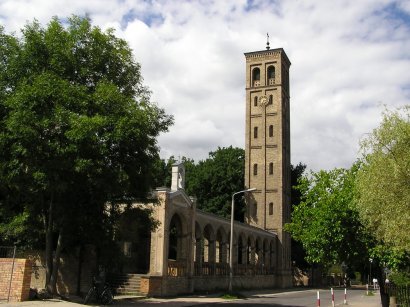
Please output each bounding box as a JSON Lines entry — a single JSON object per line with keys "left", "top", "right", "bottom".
{"left": 0, "top": 258, "right": 32, "bottom": 302}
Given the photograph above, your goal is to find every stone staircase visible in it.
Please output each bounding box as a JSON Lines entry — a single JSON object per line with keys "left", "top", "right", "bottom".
{"left": 107, "top": 273, "right": 144, "bottom": 296}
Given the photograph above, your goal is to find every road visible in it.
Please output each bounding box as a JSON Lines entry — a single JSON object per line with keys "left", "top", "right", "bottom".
{"left": 112, "top": 288, "right": 380, "bottom": 307}
{"left": 2, "top": 288, "right": 381, "bottom": 307}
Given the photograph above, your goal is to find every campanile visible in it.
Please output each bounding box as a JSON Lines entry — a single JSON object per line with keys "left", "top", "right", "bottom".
{"left": 244, "top": 44, "right": 292, "bottom": 284}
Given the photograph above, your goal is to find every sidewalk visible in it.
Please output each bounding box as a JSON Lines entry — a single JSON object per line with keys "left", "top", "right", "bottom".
{"left": 1, "top": 288, "right": 382, "bottom": 306}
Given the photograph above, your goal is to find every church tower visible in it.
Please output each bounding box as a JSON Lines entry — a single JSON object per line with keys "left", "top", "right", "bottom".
{"left": 244, "top": 44, "right": 292, "bottom": 285}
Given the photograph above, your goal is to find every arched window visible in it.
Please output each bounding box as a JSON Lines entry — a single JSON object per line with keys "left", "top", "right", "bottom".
{"left": 238, "top": 237, "right": 244, "bottom": 264}
{"left": 252, "top": 67, "right": 260, "bottom": 86}
{"left": 254, "top": 96, "right": 258, "bottom": 106}
{"left": 269, "top": 202, "right": 273, "bottom": 215}
{"left": 267, "top": 66, "right": 275, "bottom": 85}
{"left": 269, "top": 125, "right": 273, "bottom": 137}
{"left": 253, "top": 68, "right": 260, "bottom": 80}
{"left": 270, "top": 241, "right": 275, "bottom": 269}
{"left": 254, "top": 126, "right": 258, "bottom": 138}
{"left": 253, "top": 164, "right": 258, "bottom": 175}
{"left": 168, "top": 214, "right": 183, "bottom": 260}
{"left": 269, "top": 94, "right": 273, "bottom": 104}
{"left": 247, "top": 238, "right": 252, "bottom": 264}
{"left": 269, "top": 162, "right": 273, "bottom": 175}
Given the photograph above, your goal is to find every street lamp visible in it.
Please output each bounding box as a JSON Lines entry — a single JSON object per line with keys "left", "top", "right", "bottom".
{"left": 229, "top": 188, "right": 256, "bottom": 292}
{"left": 369, "top": 258, "right": 373, "bottom": 286}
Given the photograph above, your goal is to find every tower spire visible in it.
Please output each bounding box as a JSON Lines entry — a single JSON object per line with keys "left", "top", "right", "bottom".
{"left": 266, "top": 33, "right": 270, "bottom": 50}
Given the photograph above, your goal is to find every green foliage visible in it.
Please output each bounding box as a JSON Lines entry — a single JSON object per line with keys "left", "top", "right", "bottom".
{"left": 355, "top": 106, "right": 410, "bottom": 252}
{"left": 0, "top": 16, "right": 172, "bottom": 290}
{"left": 370, "top": 244, "right": 410, "bottom": 272}
{"left": 185, "top": 146, "right": 245, "bottom": 220}
{"left": 285, "top": 165, "right": 371, "bottom": 268}
{"left": 289, "top": 163, "right": 309, "bottom": 269}
{"left": 389, "top": 272, "right": 410, "bottom": 286}
{"left": 290, "top": 163, "right": 307, "bottom": 209}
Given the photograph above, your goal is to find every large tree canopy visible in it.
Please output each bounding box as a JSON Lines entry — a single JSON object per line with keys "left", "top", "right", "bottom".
{"left": 0, "top": 16, "right": 172, "bottom": 293}
{"left": 185, "top": 146, "right": 245, "bottom": 220}
{"left": 355, "top": 106, "right": 410, "bottom": 252}
{"left": 285, "top": 165, "right": 371, "bottom": 269}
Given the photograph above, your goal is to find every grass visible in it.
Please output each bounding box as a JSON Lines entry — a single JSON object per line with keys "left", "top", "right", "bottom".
{"left": 221, "top": 292, "right": 245, "bottom": 300}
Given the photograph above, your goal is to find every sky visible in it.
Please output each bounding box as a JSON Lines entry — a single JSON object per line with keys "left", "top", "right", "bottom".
{"left": 1, "top": 0, "right": 409, "bottom": 171}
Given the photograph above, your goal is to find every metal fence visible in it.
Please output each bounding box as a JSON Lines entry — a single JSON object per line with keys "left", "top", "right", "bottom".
{"left": 0, "top": 246, "right": 17, "bottom": 302}
{"left": 386, "top": 283, "right": 410, "bottom": 307}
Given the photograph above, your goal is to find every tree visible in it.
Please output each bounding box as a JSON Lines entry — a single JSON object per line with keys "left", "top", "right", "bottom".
{"left": 289, "top": 163, "right": 309, "bottom": 269}
{"left": 285, "top": 165, "right": 371, "bottom": 269}
{"left": 355, "top": 106, "right": 410, "bottom": 252}
{"left": 185, "top": 146, "right": 245, "bottom": 220}
{"left": 0, "top": 16, "right": 172, "bottom": 294}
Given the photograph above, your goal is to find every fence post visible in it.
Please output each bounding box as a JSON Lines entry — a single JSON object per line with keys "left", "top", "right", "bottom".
{"left": 331, "top": 288, "right": 335, "bottom": 307}
{"left": 7, "top": 245, "right": 17, "bottom": 302}
{"left": 317, "top": 290, "right": 320, "bottom": 307}
{"left": 344, "top": 288, "right": 347, "bottom": 305}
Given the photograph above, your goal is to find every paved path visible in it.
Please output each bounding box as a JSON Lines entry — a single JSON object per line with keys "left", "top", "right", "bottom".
{"left": 1, "top": 288, "right": 382, "bottom": 307}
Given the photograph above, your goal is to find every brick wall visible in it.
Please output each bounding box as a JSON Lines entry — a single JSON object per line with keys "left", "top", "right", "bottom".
{"left": 0, "top": 258, "right": 32, "bottom": 302}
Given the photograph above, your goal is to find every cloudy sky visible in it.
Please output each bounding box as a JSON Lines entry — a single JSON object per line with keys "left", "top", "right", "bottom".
{"left": 1, "top": 0, "right": 409, "bottom": 171}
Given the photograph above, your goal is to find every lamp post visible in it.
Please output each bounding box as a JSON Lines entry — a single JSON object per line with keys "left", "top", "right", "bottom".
{"left": 229, "top": 188, "right": 256, "bottom": 292}
{"left": 369, "top": 258, "right": 373, "bottom": 286}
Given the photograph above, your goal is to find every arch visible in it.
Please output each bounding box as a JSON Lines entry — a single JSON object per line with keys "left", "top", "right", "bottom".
{"left": 255, "top": 237, "right": 263, "bottom": 265}
{"left": 263, "top": 239, "right": 269, "bottom": 267}
{"left": 269, "top": 202, "right": 274, "bottom": 215}
{"left": 247, "top": 237, "right": 253, "bottom": 264}
{"left": 267, "top": 65, "right": 275, "bottom": 85}
{"left": 254, "top": 96, "right": 258, "bottom": 106}
{"left": 168, "top": 213, "right": 184, "bottom": 261}
{"left": 252, "top": 67, "right": 260, "bottom": 81}
{"left": 254, "top": 126, "right": 258, "bottom": 138}
{"left": 253, "top": 163, "right": 258, "bottom": 176}
{"left": 269, "top": 162, "right": 273, "bottom": 175}
{"left": 216, "top": 227, "right": 227, "bottom": 263}
{"left": 269, "top": 125, "right": 273, "bottom": 137}
{"left": 194, "top": 222, "right": 202, "bottom": 263}
{"left": 203, "top": 224, "right": 215, "bottom": 263}
{"left": 237, "top": 234, "right": 246, "bottom": 265}
{"left": 269, "top": 240, "right": 275, "bottom": 269}
{"left": 269, "top": 94, "right": 273, "bottom": 104}
{"left": 252, "top": 67, "right": 260, "bottom": 86}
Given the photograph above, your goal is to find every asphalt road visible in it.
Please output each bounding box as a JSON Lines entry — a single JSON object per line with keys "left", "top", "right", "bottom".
{"left": 1, "top": 288, "right": 381, "bottom": 307}
{"left": 110, "top": 288, "right": 380, "bottom": 307}
{"left": 195, "top": 289, "right": 379, "bottom": 306}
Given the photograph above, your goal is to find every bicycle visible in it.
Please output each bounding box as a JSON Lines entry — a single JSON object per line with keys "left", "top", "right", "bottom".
{"left": 84, "top": 277, "right": 114, "bottom": 305}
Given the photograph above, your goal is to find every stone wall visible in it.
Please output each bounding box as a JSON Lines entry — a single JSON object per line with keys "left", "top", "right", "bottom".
{"left": 27, "top": 247, "right": 96, "bottom": 295}
{"left": 193, "top": 275, "right": 276, "bottom": 292}
{"left": 140, "top": 274, "right": 277, "bottom": 297}
{"left": 0, "top": 258, "right": 32, "bottom": 302}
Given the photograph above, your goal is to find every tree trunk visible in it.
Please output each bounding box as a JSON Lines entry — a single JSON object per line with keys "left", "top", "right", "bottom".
{"left": 45, "top": 197, "right": 54, "bottom": 289}
{"left": 76, "top": 244, "right": 84, "bottom": 295}
{"left": 49, "top": 228, "right": 64, "bottom": 295}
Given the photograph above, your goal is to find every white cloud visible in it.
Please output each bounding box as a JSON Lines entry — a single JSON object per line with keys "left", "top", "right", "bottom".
{"left": 1, "top": 0, "right": 409, "bottom": 170}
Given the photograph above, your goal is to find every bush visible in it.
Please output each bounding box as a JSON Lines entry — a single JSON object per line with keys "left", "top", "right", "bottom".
{"left": 389, "top": 272, "right": 410, "bottom": 286}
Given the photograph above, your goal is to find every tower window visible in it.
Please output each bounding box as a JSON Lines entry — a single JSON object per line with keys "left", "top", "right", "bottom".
{"left": 269, "top": 125, "right": 273, "bottom": 137}
{"left": 254, "top": 96, "right": 258, "bottom": 106}
{"left": 269, "top": 94, "right": 273, "bottom": 105}
{"left": 269, "top": 163, "right": 273, "bottom": 175}
{"left": 252, "top": 67, "right": 260, "bottom": 87}
{"left": 267, "top": 66, "right": 275, "bottom": 85}
{"left": 253, "top": 164, "right": 258, "bottom": 175}
{"left": 269, "top": 202, "right": 273, "bottom": 215}
{"left": 254, "top": 127, "right": 258, "bottom": 138}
